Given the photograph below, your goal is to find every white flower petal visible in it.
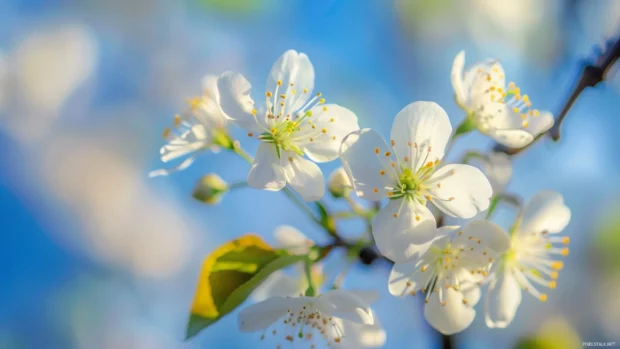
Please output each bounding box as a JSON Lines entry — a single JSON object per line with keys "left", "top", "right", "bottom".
{"left": 238, "top": 296, "right": 302, "bottom": 332}
{"left": 463, "top": 60, "right": 499, "bottom": 97}
{"left": 339, "top": 129, "right": 395, "bottom": 201}
{"left": 372, "top": 199, "right": 436, "bottom": 263}
{"left": 201, "top": 74, "right": 220, "bottom": 102}
{"left": 281, "top": 152, "right": 324, "bottom": 201}
{"left": 427, "top": 164, "right": 492, "bottom": 219}
{"left": 527, "top": 110, "right": 554, "bottom": 136}
{"left": 519, "top": 191, "right": 571, "bottom": 235}
{"left": 451, "top": 51, "right": 467, "bottom": 106}
{"left": 484, "top": 269, "right": 522, "bottom": 329}
{"left": 247, "top": 143, "right": 286, "bottom": 191}
{"left": 469, "top": 61, "right": 506, "bottom": 109}
{"left": 336, "top": 312, "right": 386, "bottom": 349}
{"left": 252, "top": 271, "right": 302, "bottom": 301}
{"left": 390, "top": 101, "right": 452, "bottom": 172}
{"left": 462, "top": 283, "right": 482, "bottom": 307}
{"left": 388, "top": 259, "right": 433, "bottom": 296}
{"left": 148, "top": 153, "right": 200, "bottom": 178}
{"left": 266, "top": 50, "right": 315, "bottom": 112}
{"left": 160, "top": 139, "right": 206, "bottom": 163}
{"left": 301, "top": 104, "right": 359, "bottom": 162}
{"left": 217, "top": 71, "right": 263, "bottom": 133}
{"left": 346, "top": 290, "right": 381, "bottom": 305}
{"left": 274, "top": 225, "right": 313, "bottom": 255}
{"left": 488, "top": 128, "right": 535, "bottom": 148}
{"left": 316, "top": 289, "right": 374, "bottom": 325}
{"left": 454, "top": 220, "right": 511, "bottom": 254}
{"left": 424, "top": 288, "right": 476, "bottom": 335}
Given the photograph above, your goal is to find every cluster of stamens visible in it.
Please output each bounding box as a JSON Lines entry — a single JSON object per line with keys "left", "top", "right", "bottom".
{"left": 368, "top": 140, "right": 458, "bottom": 220}
{"left": 473, "top": 65, "right": 542, "bottom": 131}
{"left": 507, "top": 230, "right": 570, "bottom": 302}
{"left": 161, "top": 97, "right": 212, "bottom": 142}
{"left": 245, "top": 79, "right": 337, "bottom": 157}
{"left": 259, "top": 304, "right": 345, "bottom": 348}
{"left": 399, "top": 232, "right": 491, "bottom": 306}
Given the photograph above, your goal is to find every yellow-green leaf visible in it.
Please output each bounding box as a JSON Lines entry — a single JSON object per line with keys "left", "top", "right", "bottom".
{"left": 186, "top": 234, "right": 305, "bottom": 339}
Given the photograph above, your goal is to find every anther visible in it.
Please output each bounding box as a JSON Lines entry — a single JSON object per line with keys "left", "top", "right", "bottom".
{"left": 248, "top": 132, "right": 253, "bottom": 137}
{"left": 374, "top": 148, "right": 379, "bottom": 154}
{"left": 266, "top": 92, "right": 273, "bottom": 97}
{"left": 539, "top": 294, "right": 548, "bottom": 302}
{"left": 385, "top": 151, "right": 391, "bottom": 157}
{"left": 277, "top": 80, "right": 282, "bottom": 86}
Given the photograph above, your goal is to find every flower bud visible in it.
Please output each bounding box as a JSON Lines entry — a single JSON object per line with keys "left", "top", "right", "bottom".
{"left": 328, "top": 167, "right": 351, "bottom": 198}
{"left": 192, "top": 174, "right": 228, "bottom": 205}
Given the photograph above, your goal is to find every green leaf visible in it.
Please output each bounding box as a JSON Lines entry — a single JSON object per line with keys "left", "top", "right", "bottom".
{"left": 185, "top": 235, "right": 305, "bottom": 339}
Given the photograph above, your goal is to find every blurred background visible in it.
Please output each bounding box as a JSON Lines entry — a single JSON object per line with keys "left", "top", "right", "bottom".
{"left": 1, "top": 0, "right": 619, "bottom": 348}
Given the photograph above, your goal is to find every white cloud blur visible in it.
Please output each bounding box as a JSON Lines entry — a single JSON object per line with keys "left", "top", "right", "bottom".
{"left": 32, "top": 131, "right": 198, "bottom": 279}
{"left": 0, "top": 23, "right": 97, "bottom": 143}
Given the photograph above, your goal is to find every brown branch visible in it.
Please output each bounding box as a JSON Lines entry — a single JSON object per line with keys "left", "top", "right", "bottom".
{"left": 494, "top": 35, "right": 620, "bottom": 155}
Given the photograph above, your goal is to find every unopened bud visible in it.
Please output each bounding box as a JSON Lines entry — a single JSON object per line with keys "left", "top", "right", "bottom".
{"left": 328, "top": 167, "right": 351, "bottom": 198}
{"left": 192, "top": 174, "right": 228, "bottom": 205}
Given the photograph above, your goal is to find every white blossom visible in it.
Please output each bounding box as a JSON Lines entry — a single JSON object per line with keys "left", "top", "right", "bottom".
{"left": 149, "top": 75, "right": 229, "bottom": 177}
{"left": 451, "top": 51, "right": 554, "bottom": 148}
{"left": 217, "top": 50, "right": 359, "bottom": 201}
{"left": 485, "top": 191, "right": 571, "bottom": 328}
{"left": 389, "top": 222, "right": 510, "bottom": 335}
{"left": 340, "top": 101, "right": 493, "bottom": 262}
{"left": 238, "top": 289, "right": 375, "bottom": 347}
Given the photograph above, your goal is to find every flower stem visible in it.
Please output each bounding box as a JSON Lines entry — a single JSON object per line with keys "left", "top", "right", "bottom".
{"left": 282, "top": 187, "right": 322, "bottom": 226}
{"left": 304, "top": 257, "right": 316, "bottom": 297}
{"left": 233, "top": 147, "right": 254, "bottom": 164}
{"left": 230, "top": 146, "right": 322, "bottom": 226}
{"left": 228, "top": 181, "right": 249, "bottom": 190}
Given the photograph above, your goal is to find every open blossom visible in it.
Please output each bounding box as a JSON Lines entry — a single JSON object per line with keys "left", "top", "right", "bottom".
{"left": 217, "top": 50, "right": 359, "bottom": 201}
{"left": 388, "top": 222, "right": 510, "bottom": 335}
{"left": 239, "top": 289, "right": 375, "bottom": 347}
{"left": 340, "top": 101, "right": 493, "bottom": 262}
{"left": 485, "top": 191, "right": 571, "bottom": 328}
{"left": 149, "top": 75, "right": 228, "bottom": 177}
{"left": 451, "top": 51, "right": 554, "bottom": 148}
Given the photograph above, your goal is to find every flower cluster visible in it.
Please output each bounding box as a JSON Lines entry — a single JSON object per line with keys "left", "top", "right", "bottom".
{"left": 151, "top": 49, "right": 571, "bottom": 347}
